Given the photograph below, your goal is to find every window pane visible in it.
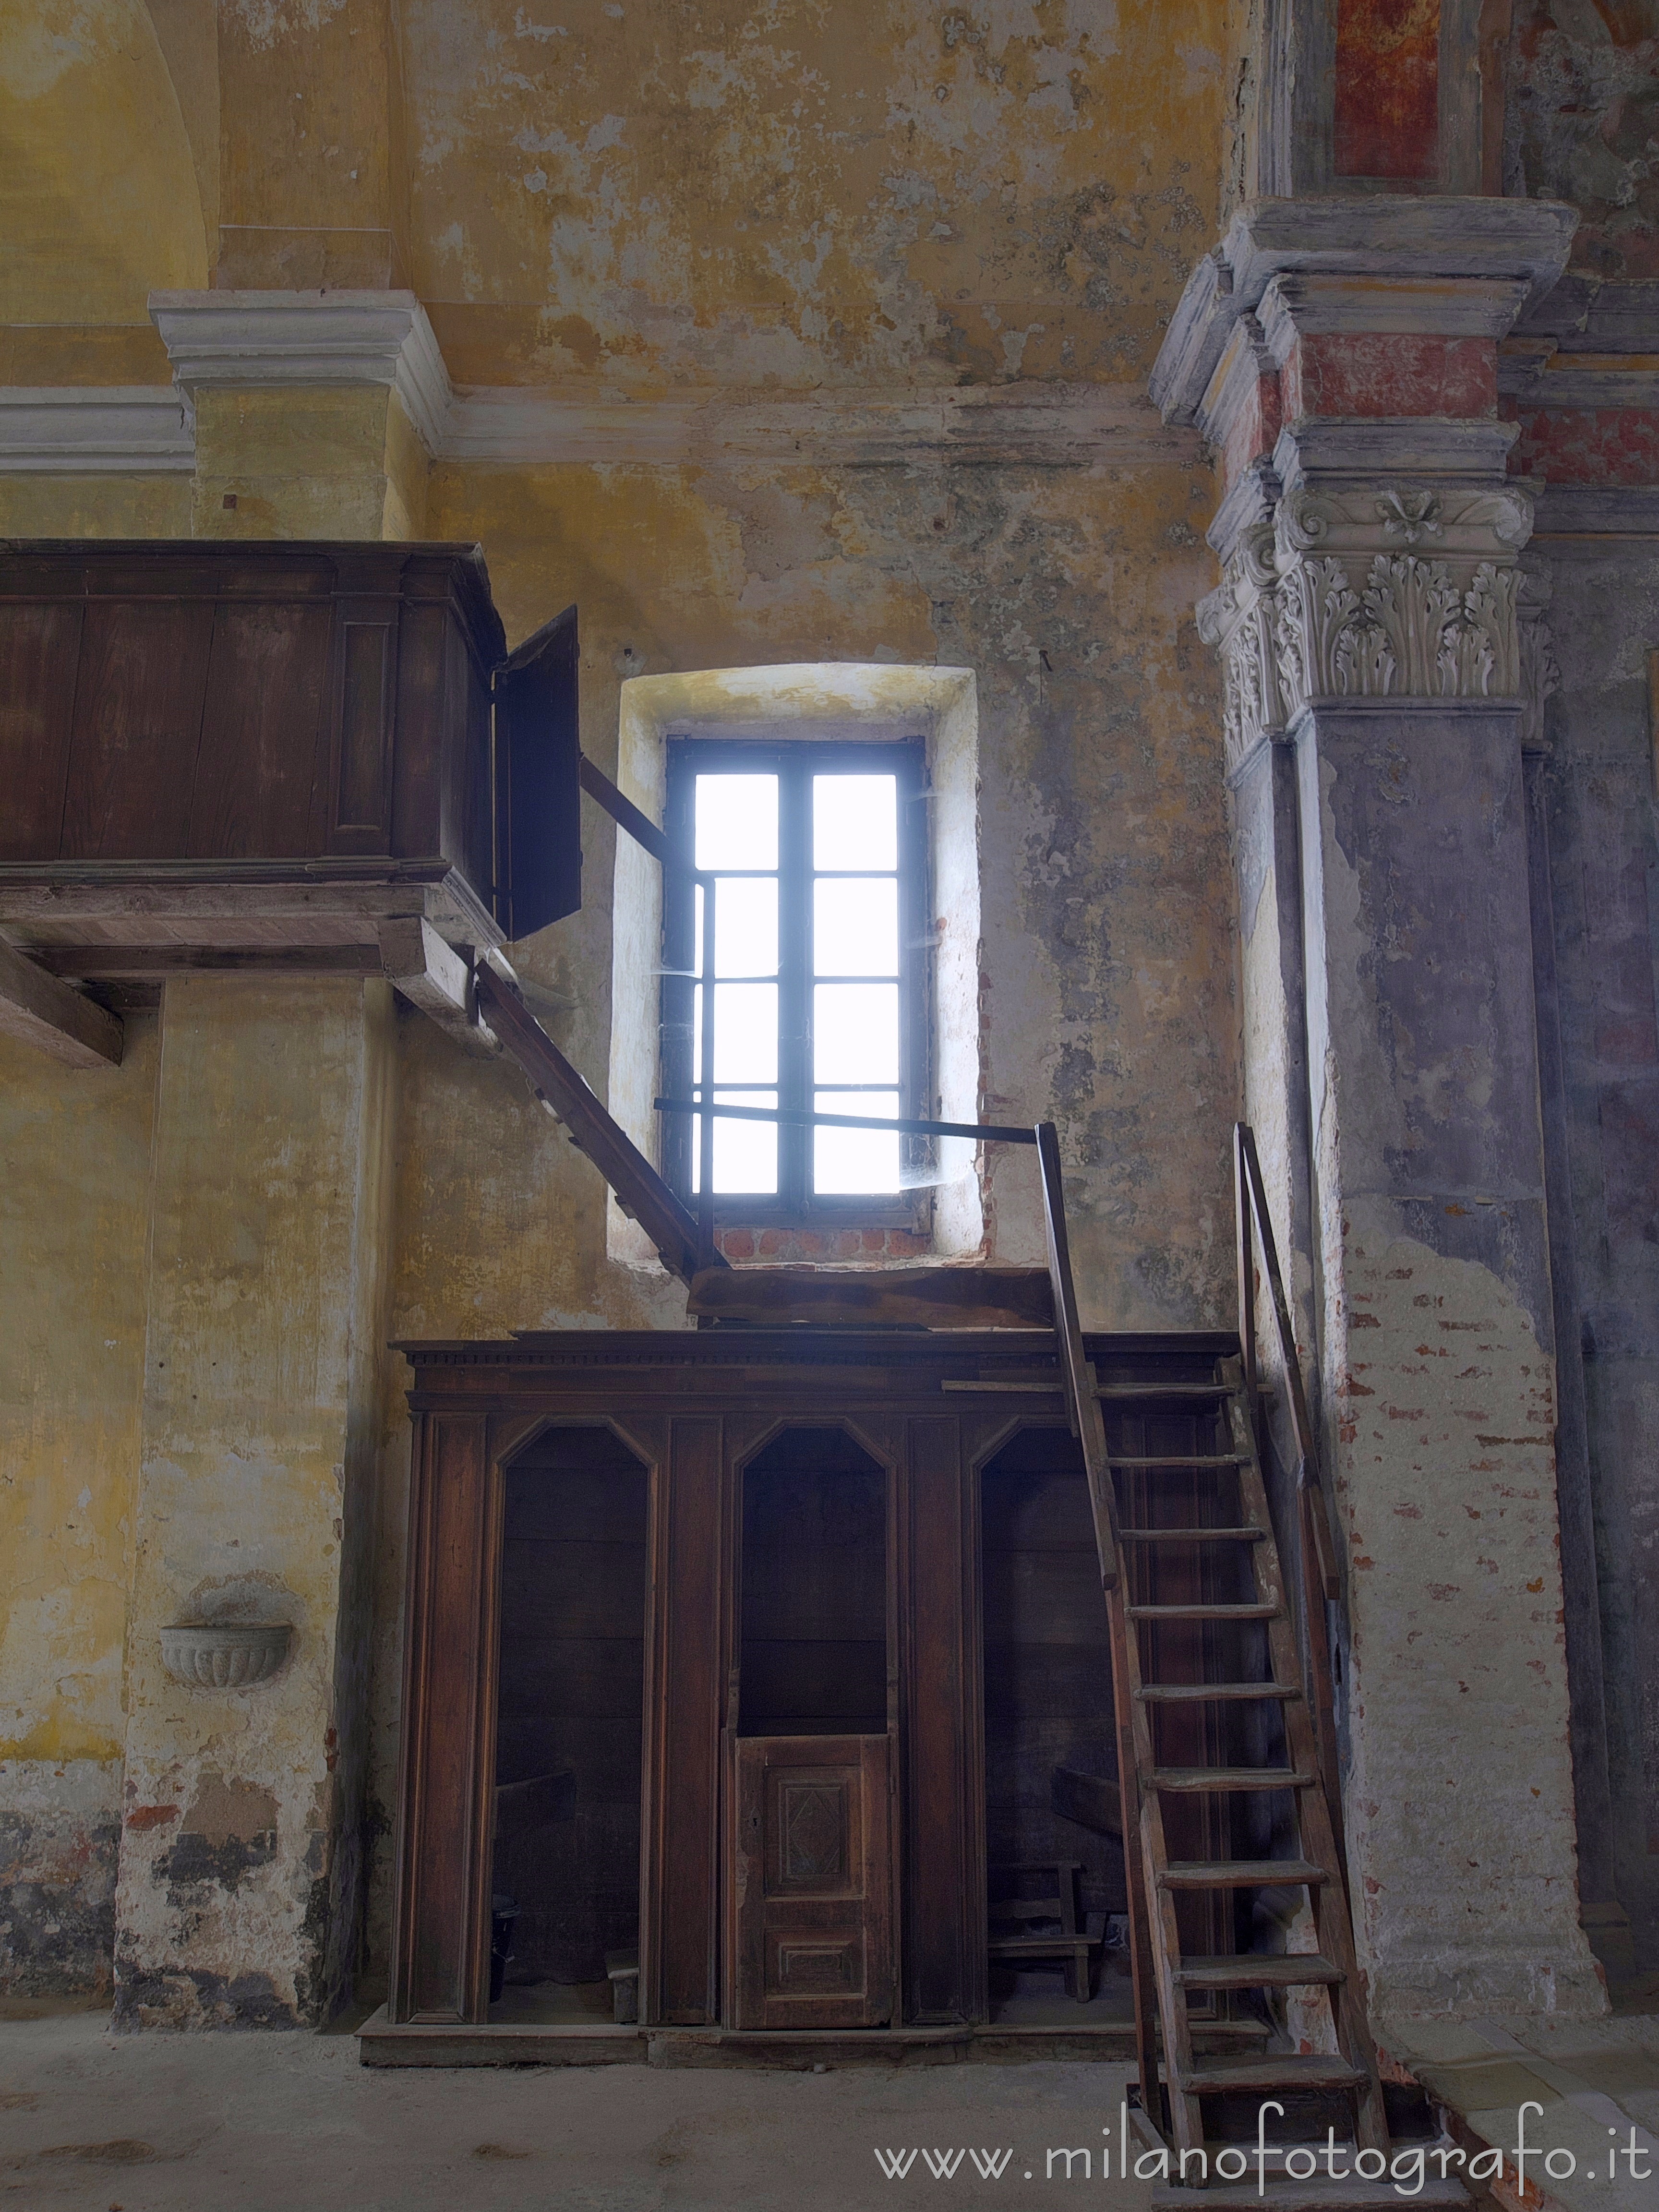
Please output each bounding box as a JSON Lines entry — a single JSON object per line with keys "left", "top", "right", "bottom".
{"left": 814, "top": 877, "right": 898, "bottom": 978}
{"left": 815, "top": 1091, "right": 902, "bottom": 1193}
{"left": 712, "top": 877, "right": 778, "bottom": 978}
{"left": 814, "top": 982, "right": 898, "bottom": 1084}
{"left": 694, "top": 982, "right": 778, "bottom": 1083}
{"left": 814, "top": 773, "right": 896, "bottom": 871}
{"left": 691, "top": 1092, "right": 778, "bottom": 1196}
{"left": 695, "top": 773, "right": 778, "bottom": 871}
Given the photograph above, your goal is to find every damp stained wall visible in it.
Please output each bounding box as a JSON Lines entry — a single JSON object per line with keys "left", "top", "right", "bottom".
{"left": 1531, "top": 532, "right": 1659, "bottom": 1960}
{"left": 1507, "top": 0, "right": 1659, "bottom": 279}
{"left": 402, "top": 0, "right": 1227, "bottom": 391}
{"left": 0, "top": 1019, "right": 158, "bottom": 1995}
{"left": 0, "top": 0, "right": 1242, "bottom": 2002}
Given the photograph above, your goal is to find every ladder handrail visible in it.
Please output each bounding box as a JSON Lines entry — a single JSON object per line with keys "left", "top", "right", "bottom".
{"left": 1233, "top": 1121, "right": 1349, "bottom": 1879}
{"left": 1036, "top": 1120, "right": 1165, "bottom": 2137}
{"left": 1233, "top": 1123, "right": 1341, "bottom": 1597}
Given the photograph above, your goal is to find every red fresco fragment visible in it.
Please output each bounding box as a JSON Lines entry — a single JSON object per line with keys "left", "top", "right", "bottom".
{"left": 1286, "top": 335, "right": 1494, "bottom": 422}
{"left": 1505, "top": 405, "right": 1659, "bottom": 485}
{"left": 124, "top": 1804, "right": 179, "bottom": 1832}
{"left": 1334, "top": 0, "right": 1440, "bottom": 181}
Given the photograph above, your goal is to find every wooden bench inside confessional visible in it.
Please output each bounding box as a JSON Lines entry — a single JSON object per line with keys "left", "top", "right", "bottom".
{"left": 986, "top": 1860, "right": 1100, "bottom": 2003}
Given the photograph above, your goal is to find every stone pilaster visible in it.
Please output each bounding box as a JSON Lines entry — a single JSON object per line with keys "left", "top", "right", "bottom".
{"left": 110, "top": 978, "right": 397, "bottom": 2027}
{"left": 1160, "top": 199, "right": 1607, "bottom": 2020}
{"left": 148, "top": 290, "right": 449, "bottom": 539}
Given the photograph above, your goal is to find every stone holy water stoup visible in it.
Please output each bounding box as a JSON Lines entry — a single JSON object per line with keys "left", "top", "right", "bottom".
{"left": 159, "top": 1621, "right": 293, "bottom": 1690}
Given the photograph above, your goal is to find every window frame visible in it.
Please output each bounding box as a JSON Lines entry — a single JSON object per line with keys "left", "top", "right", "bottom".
{"left": 660, "top": 734, "right": 931, "bottom": 1228}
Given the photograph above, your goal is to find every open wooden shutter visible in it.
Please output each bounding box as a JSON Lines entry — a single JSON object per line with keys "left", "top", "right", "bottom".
{"left": 493, "top": 603, "right": 581, "bottom": 939}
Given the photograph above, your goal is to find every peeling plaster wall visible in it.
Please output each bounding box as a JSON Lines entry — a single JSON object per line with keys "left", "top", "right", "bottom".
{"left": 0, "top": 0, "right": 1251, "bottom": 2017}
{"left": 0, "top": 1020, "right": 158, "bottom": 1995}
{"left": 356, "top": 448, "right": 1240, "bottom": 1983}
{"left": 1296, "top": 700, "right": 1603, "bottom": 2018}
{"left": 112, "top": 979, "right": 396, "bottom": 2028}
{"left": 418, "top": 454, "right": 1236, "bottom": 1316}
{"left": 1507, "top": 2, "right": 1659, "bottom": 279}
{"left": 403, "top": 0, "right": 1225, "bottom": 392}
{"left": 0, "top": 0, "right": 207, "bottom": 337}
{"left": 0, "top": 477, "right": 192, "bottom": 538}
{"left": 1532, "top": 535, "right": 1659, "bottom": 1963}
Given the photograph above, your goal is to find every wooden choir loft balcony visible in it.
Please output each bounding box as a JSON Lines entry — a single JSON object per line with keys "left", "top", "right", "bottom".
{"left": 0, "top": 539, "right": 578, "bottom": 1063}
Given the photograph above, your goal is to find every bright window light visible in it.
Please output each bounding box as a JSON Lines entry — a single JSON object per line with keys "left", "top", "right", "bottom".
{"left": 670, "top": 751, "right": 918, "bottom": 1205}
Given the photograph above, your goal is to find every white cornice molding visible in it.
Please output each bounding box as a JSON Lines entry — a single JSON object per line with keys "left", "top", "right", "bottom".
{"left": 147, "top": 289, "right": 454, "bottom": 457}
{"left": 444, "top": 381, "right": 1198, "bottom": 467}
{"left": 0, "top": 374, "right": 1197, "bottom": 475}
{"left": 1152, "top": 197, "right": 1580, "bottom": 425}
{"left": 0, "top": 387, "right": 193, "bottom": 474}
{"left": 1257, "top": 272, "right": 1531, "bottom": 358}
{"left": 1498, "top": 353, "right": 1659, "bottom": 409}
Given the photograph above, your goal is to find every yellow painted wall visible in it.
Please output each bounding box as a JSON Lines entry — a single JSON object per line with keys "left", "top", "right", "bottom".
{"left": 0, "top": 1020, "right": 157, "bottom": 1993}
{"left": 192, "top": 388, "right": 429, "bottom": 541}
{"left": 0, "top": 0, "right": 206, "bottom": 326}
{"left": 0, "top": 1021, "right": 156, "bottom": 1770}
{"left": 113, "top": 977, "right": 396, "bottom": 2026}
{"left": 0, "top": 476, "right": 191, "bottom": 537}
{"left": 404, "top": 0, "right": 1226, "bottom": 390}
{"left": 1, "top": 0, "right": 1238, "bottom": 2003}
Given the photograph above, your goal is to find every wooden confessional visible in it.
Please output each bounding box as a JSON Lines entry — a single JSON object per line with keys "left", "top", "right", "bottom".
{"left": 387, "top": 1322, "right": 1235, "bottom": 2034}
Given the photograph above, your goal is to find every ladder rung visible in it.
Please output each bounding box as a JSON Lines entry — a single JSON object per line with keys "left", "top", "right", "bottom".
{"left": 1108, "top": 1454, "right": 1244, "bottom": 1468}
{"left": 1120, "top": 1525, "right": 1266, "bottom": 1544}
{"left": 1128, "top": 1601, "right": 1278, "bottom": 1620}
{"left": 1160, "top": 1858, "right": 1328, "bottom": 1890}
{"left": 1178, "top": 2054, "right": 1366, "bottom": 2095}
{"left": 1152, "top": 1767, "right": 1316, "bottom": 1792}
{"left": 1175, "top": 1953, "right": 1344, "bottom": 1992}
{"left": 1096, "top": 1384, "right": 1231, "bottom": 1401}
{"left": 1137, "top": 1681, "right": 1299, "bottom": 1704}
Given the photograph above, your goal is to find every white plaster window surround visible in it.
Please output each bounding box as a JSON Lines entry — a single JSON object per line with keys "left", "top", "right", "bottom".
{"left": 606, "top": 663, "right": 983, "bottom": 1268}
{"left": 147, "top": 288, "right": 454, "bottom": 456}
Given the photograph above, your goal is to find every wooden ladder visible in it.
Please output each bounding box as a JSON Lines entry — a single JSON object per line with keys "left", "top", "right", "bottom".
{"left": 1036, "top": 1122, "right": 1388, "bottom": 2167}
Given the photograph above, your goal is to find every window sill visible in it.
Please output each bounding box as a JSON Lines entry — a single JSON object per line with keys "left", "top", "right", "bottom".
{"left": 714, "top": 1223, "right": 937, "bottom": 1264}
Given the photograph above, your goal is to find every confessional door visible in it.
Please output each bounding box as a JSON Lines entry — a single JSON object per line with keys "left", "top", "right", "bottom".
{"left": 723, "top": 1425, "right": 897, "bottom": 2030}
{"left": 728, "top": 1733, "right": 892, "bottom": 2028}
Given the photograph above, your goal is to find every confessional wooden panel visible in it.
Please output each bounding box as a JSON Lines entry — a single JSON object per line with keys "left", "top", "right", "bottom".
{"left": 644, "top": 1414, "right": 725, "bottom": 2025}
{"left": 727, "top": 1733, "right": 893, "bottom": 2029}
{"left": 387, "top": 1330, "right": 1234, "bottom": 2035}
{"left": 900, "top": 1414, "right": 982, "bottom": 2024}
{"left": 390, "top": 1411, "right": 500, "bottom": 2023}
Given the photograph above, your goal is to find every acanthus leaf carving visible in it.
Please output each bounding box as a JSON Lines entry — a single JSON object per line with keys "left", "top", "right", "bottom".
{"left": 1206, "top": 486, "right": 1545, "bottom": 761}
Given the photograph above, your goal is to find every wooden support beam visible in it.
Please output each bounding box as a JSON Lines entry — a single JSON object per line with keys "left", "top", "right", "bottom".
{"left": 1051, "top": 1764, "right": 1124, "bottom": 1841}
{"left": 473, "top": 964, "right": 715, "bottom": 1285}
{"left": 378, "top": 917, "right": 498, "bottom": 1058}
{"left": 686, "top": 1263, "right": 1053, "bottom": 1330}
{"left": 0, "top": 936, "right": 122, "bottom": 1068}
{"left": 31, "top": 945, "right": 382, "bottom": 979}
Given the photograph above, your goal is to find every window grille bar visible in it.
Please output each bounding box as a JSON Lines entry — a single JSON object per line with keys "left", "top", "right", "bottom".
{"left": 654, "top": 1095, "right": 1038, "bottom": 1146}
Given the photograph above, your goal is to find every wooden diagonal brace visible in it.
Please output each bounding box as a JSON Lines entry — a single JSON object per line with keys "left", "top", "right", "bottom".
{"left": 0, "top": 937, "right": 122, "bottom": 1068}
{"left": 473, "top": 963, "right": 720, "bottom": 1286}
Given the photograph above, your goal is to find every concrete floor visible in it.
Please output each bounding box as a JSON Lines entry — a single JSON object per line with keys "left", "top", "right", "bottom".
{"left": 0, "top": 2005, "right": 1158, "bottom": 2212}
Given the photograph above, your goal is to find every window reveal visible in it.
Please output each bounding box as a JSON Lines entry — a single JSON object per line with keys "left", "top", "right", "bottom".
{"left": 661, "top": 739, "right": 928, "bottom": 1216}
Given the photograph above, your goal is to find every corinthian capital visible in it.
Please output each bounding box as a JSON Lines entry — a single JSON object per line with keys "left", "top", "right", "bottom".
{"left": 1197, "top": 522, "right": 1286, "bottom": 771}
{"left": 1264, "top": 482, "right": 1537, "bottom": 717}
